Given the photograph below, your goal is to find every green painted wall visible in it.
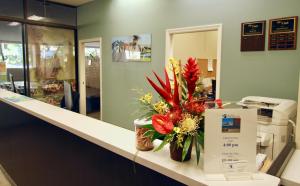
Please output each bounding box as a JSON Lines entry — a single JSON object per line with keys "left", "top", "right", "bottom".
{"left": 78, "top": 0, "right": 300, "bottom": 130}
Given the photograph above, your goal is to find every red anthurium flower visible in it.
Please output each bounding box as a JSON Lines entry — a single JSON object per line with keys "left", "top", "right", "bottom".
{"left": 183, "top": 58, "right": 200, "bottom": 100}
{"left": 215, "top": 99, "right": 223, "bottom": 109}
{"left": 152, "top": 114, "right": 174, "bottom": 135}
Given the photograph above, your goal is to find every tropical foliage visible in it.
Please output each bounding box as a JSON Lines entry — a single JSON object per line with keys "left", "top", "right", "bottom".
{"left": 138, "top": 57, "right": 222, "bottom": 164}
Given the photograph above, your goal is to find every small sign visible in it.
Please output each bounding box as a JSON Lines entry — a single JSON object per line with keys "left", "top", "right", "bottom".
{"left": 241, "top": 21, "right": 266, "bottom": 51}
{"left": 207, "top": 59, "right": 213, "bottom": 72}
{"left": 243, "top": 22, "right": 265, "bottom": 36}
{"left": 204, "top": 109, "right": 257, "bottom": 178}
{"left": 3, "top": 95, "right": 33, "bottom": 103}
{"left": 269, "top": 16, "right": 298, "bottom": 50}
{"left": 271, "top": 17, "right": 297, "bottom": 34}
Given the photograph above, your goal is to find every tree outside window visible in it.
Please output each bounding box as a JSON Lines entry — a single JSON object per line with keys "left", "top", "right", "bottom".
{"left": 0, "top": 42, "right": 23, "bottom": 68}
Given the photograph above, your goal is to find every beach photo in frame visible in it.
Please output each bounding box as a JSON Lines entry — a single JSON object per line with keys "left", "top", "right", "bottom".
{"left": 112, "top": 34, "right": 152, "bottom": 62}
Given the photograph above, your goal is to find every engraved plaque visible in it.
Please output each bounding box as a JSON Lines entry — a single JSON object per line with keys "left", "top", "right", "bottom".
{"left": 269, "top": 16, "right": 298, "bottom": 50}
{"left": 241, "top": 21, "right": 266, "bottom": 51}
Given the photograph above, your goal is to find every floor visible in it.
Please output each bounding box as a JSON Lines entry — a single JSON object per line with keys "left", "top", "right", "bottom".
{"left": 87, "top": 111, "right": 101, "bottom": 120}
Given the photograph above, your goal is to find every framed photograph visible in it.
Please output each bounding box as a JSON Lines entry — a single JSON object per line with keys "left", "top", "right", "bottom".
{"left": 222, "top": 115, "right": 241, "bottom": 133}
{"left": 112, "top": 34, "right": 152, "bottom": 62}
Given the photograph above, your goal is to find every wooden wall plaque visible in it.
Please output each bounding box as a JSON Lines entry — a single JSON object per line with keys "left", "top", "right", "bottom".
{"left": 241, "top": 21, "right": 266, "bottom": 51}
{"left": 269, "top": 16, "right": 298, "bottom": 50}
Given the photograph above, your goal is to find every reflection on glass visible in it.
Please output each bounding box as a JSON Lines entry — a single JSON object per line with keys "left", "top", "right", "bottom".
{"left": 27, "top": 25, "right": 75, "bottom": 106}
{"left": 27, "top": 0, "right": 76, "bottom": 26}
{"left": 0, "top": 0, "right": 24, "bottom": 18}
{"left": 0, "top": 21, "right": 25, "bottom": 94}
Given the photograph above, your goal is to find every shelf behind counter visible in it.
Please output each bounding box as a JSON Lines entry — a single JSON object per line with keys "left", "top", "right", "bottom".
{"left": 0, "top": 89, "right": 280, "bottom": 186}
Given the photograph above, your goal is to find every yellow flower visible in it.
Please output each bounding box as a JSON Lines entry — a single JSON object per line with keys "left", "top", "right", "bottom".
{"left": 180, "top": 116, "right": 198, "bottom": 133}
{"left": 176, "top": 133, "right": 184, "bottom": 147}
{"left": 139, "top": 93, "right": 153, "bottom": 104}
{"left": 173, "top": 127, "right": 181, "bottom": 133}
{"left": 168, "top": 57, "right": 181, "bottom": 75}
{"left": 153, "top": 101, "right": 168, "bottom": 114}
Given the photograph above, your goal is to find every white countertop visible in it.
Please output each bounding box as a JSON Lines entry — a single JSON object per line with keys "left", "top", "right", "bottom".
{"left": 281, "top": 150, "right": 300, "bottom": 186}
{"left": 0, "top": 89, "right": 280, "bottom": 186}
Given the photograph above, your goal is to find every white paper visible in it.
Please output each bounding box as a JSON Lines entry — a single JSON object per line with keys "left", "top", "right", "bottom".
{"left": 204, "top": 109, "right": 257, "bottom": 176}
{"left": 208, "top": 59, "right": 214, "bottom": 72}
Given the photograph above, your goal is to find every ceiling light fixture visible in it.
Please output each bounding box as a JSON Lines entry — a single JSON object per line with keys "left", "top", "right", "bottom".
{"left": 27, "top": 15, "right": 44, "bottom": 21}
{"left": 8, "top": 22, "right": 20, "bottom": 26}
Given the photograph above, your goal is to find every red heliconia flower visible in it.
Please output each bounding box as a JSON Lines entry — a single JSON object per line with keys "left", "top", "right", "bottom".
{"left": 146, "top": 68, "right": 180, "bottom": 108}
{"left": 184, "top": 99, "right": 205, "bottom": 114}
{"left": 152, "top": 114, "right": 174, "bottom": 135}
{"left": 183, "top": 58, "right": 200, "bottom": 100}
{"left": 166, "top": 108, "right": 182, "bottom": 124}
{"left": 215, "top": 99, "right": 223, "bottom": 109}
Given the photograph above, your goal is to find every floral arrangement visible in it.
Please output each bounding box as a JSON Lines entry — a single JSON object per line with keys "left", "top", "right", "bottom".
{"left": 138, "top": 57, "right": 222, "bottom": 164}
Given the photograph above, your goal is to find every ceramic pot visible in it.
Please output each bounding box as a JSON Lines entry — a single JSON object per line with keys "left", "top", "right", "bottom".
{"left": 169, "top": 136, "right": 193, "bottom": 162}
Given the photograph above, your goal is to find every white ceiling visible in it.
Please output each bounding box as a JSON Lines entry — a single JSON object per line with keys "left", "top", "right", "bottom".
{"left": 48, "top": 0, "right": 94, "bottom": 6}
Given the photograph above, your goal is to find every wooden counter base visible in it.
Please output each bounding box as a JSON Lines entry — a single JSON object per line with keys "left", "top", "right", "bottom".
{"left": 0, "top": 101, "right": 183, "bottom": 186}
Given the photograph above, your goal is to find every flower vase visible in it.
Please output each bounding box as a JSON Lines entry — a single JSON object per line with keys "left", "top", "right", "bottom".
{"left": 169, "top": 136, "right": 193, "bottom": 162}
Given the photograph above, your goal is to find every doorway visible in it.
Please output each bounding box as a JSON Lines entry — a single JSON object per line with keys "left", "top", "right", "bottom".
{"left": 79, "top": 38, "right": 102, "bottom": 120}
{"left": 165, "top": 24, "right": 222, "bottom": 99}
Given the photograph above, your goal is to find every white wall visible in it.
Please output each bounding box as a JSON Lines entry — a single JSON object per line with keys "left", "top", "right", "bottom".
{"left": 172, "top": 31, "right": 218, "bottom": 64}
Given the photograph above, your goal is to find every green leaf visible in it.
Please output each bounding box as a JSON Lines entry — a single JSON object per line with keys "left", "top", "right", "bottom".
{"left": 197, "top": 131, "right": 204, "bottom": 146}
{"left": 142, "top": 111, "right": 156, "bottom": 118}
{"left": 142, "top": 124, "right": 154, "bottom": 130}
{"left": 151, "top": 131, "right": 164, "bottom": 142}
{"left": 195, "top": 135, "right": 201, "bottom": 165}
{"left": 181, "top": 79, "right": 188, "bottom": 100}
{"left": 154, "top": 135, "right": 171, "bottom": 152}
{"left": 182, "top": 135, "right": 192, "bottom": 161}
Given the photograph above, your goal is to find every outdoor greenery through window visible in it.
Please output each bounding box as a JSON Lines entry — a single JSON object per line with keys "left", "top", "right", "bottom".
{"left": 85, "top": 47, "right": 100, "bottom": 57}
{"left": 0, "top": 42, "right": 23, "bottom": 68}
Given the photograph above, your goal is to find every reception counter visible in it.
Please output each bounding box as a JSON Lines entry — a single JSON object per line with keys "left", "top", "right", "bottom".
{"left": 0, "top": 89, "right": 280, "bottom": 186}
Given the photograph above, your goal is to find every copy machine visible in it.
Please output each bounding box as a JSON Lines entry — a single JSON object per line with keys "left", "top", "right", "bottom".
{"left": 238, "top": 96, "right": 297, "bottom": 163}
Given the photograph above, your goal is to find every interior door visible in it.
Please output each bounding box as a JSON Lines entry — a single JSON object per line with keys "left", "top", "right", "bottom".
{"left": 79, "top": 39, "right": 102, "bottom": 120}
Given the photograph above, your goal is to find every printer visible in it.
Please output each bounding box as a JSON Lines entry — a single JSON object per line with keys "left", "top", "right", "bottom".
{"left": 238, "top": 96, "right": 297, "bottom": 161}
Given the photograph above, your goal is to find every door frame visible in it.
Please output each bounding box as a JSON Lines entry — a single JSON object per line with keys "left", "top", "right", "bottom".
{"left": 297, "top": 74, "right": 300, "bottom": 149}
{"left": 165, "top": 24, "right": 222, "bottom": 99}
{"left": 78, "top": 38, "right": 103, "bottom": 120}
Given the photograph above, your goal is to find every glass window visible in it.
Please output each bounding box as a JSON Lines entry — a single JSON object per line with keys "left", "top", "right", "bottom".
{"left": 0, "top": 21, "right": 25, "bottom": 94}
{"left": 85, "top": 47, "right": 100, "bottom": 58}
{"left": 27, "top": 0, "right": 76, "bottom": 26}
{"left": 0, "top": 0, "right": 24, "bottom": 18}
{"left": 27, "top": 25, "right": 76, "bottom": 106}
